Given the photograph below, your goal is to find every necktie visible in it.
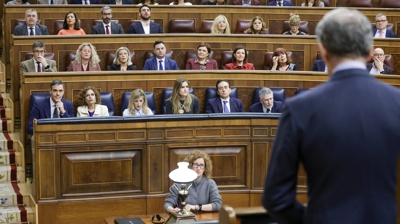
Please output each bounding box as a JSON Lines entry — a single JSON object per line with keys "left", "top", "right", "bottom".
{"left": 159, "top": 60, "right": 164, "bottom": 70}
{"left": 266, "top": 108, "right": 271, "bottom": 113}
{"left": 379, "top": 30, "right": 383, "bottom": 38}
{"left": 53, "top": 106, "right": 58, "bottom": 118}
{"left": 223, "top": 101, "right": 229, "bottom": 113}
{"left": 106, "top": 25, "right": 110, "bottom": 34}
{"left": 51, "top": 0, "right": 54, "bottom": 4}
{"left": 85, "top": 0, "right": 88, "bottom": 4}
{"left": 29, "top": 27, "right": 34, "bottom": 36}
{"left": 278, "top": 2, "right": 282, "bottom": 6}
{"left": 37, "top": 62, "right": 41, "bottom": 72}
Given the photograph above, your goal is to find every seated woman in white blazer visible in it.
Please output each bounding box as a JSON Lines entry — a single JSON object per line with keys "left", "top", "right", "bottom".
{"left": 77, "top": 86, "right": 109, "bottom": 117}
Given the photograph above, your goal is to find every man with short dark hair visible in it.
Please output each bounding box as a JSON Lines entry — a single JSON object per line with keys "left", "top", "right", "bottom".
{"left": 37, "top": 0, "right": 67, "bottom": 4}
{"left": 267, "top": 0, "right": 292, "bottom": 6}
{"left": 249, "top": 87, "right": 282, "bottom": 113}
{"left": 366, "top": 47, "right": 394, "bottom": 74}
{"left": 262, "top": 8, "right": 400, "bottom": 224}
{"left": 91, "top": 6, "right": 124, "bottom": 34}
{"left": 128, "top": 4, "right": 163, "bottom": 34}
{"left": 13, "top": 9, "right": 49, "bottom": 36}
{"left": 372, "top": 13, "right": 398, "bottom": 38}
{"left": 27, "top": 80, "right": 74, "bottom": 134}
{"left": 143, "top": 41, "right": 178, "bottom": 70}
{"left": 205, "top": 80, "right": 244, "bottom": 113}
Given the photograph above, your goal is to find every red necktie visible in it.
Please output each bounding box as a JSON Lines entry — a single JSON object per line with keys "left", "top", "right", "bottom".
{"left": 106, "top": 25, "right": 110, "bottom": 34}
{"left": 37, "top": 62, "right": 41, "bottom": 72}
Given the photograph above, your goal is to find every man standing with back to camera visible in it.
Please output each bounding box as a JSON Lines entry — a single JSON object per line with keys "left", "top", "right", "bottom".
{"left": 262, "top": 8, "right": 400, "bottom": 224}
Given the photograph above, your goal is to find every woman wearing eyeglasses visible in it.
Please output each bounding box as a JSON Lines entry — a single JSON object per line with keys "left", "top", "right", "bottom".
{"left": 164, "top": 150, "right": 222, "bottom": 214}
{"left": 77, "top": 86, "right": 109, "bottom": 117}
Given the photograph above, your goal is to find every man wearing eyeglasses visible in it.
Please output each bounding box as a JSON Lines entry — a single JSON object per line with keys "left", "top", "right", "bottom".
{"left": 20, "top": 41, "right": 57, "bottom": 85}
{"left": 366, "top": 48, "right": 394, "bottom": 74}
{"left": 372, "top": 13, "right": 398, "bottom": 38}
{"left": 13, "top": 9, "right": 49, "bottom": 36}
{"left": 91, "top": 6, "right": 124, "bottom": 34}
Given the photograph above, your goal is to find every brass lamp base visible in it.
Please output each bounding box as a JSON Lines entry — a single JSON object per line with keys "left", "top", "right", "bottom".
{"left": 166, "top": 210, "right": 197, "bottom": 223}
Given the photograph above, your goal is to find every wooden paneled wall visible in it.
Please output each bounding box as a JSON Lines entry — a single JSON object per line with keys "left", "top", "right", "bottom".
{"left": 32, "top": 115, "right": 287, "bottom": 223}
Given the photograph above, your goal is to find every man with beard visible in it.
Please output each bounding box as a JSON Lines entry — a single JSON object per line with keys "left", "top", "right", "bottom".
{"left": 91, "top": 6, "right": 124, "bottom": 34}
{"left": 128, "top": 4, "right": 163, "bottom": 34}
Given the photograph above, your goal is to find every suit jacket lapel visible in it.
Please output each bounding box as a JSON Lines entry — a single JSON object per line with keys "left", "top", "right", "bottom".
{"left": 29, "top": 58, "right": 36, "bottom": 72}
{"left": 137, "top": 23, "right": 145, "bottom": 34}
{"left": 35, "top": 25, "right": 41, "bottom": 35}
{"left": 164, "top": 58, "right": 169, "bottom": 70}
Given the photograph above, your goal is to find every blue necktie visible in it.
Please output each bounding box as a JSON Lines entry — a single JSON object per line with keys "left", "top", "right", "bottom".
{"left": 29, "top": 27, "right": 34, "bottom": 36}
{"left": 159, "top": 60, "right": 163, "bottom": 70}
{"left": 278, "top": 2, "right": 282, "bottom": 6}
{"left": 223, "top": 101, "right": 229, "bottom": 113}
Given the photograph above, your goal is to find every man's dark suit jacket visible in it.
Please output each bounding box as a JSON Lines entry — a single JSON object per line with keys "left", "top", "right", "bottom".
{"left": 366, "top": 62, "right": 394, "bottom": 74}
{"left": 128, "top": 22, "right": 163, "bottom": 34}
{"left": 69, "top": 0, "right": 100, "bottom": 3}
{"left": 267, "top": 0, "right": 293, "bottom": 6}
{"left": 232, "top": 0, "right": 260, "bottom": 5}
{"left": 104, "top": 0, "right": 132, "bottom": 3}
{"left": 249, "top": 101, "right": 283, "bottom": 113}
{"left": 143, "top": 57, "right": 178, "bottom": 70}
{"left": 262, "top": 67, "right": 400, "bottom": 223}
{"left": 91, "top": 22, "right": 124, "bottom": 34}
{"left": 205, "top": 97, "right": 244, "bottom": 113}
{"left": 13, "top": 24, "right": 49, "bottom": 36}
{"left": 311, "top": 60, "right": 326, "bottom": 72}
{"left": 372, "top": 28, "right": 398, "bottom": 38}
{"left": 27, "top": 97, "right": 74, "bottom": 134}
{"left": 109, "top": 64, "right": 137, "bottom": 70}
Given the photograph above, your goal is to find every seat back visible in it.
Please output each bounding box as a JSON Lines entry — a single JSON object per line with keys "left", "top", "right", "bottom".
{"left": 185, "top": 50, "right": 214, "bottom": 63}
{"left": 200, "top": 20, "right": 213, "bottom": 33}
{"left": 168, "top": 19, "right": 195, "bottom": 33}
{"left": 29, "top": 93, "right": 51, "bottom": 119}
{"left": 295, "top": 88, "right": 309, "bottom": 95}
{"left": 253, "top": 88, "right": 286, "bottom": 104}
{"left": 380, "top": 0, "right": 400, "bottom": 7}
{"left": 106, "top": 51, "right": 137, "bottom": 70}
{"left": 24, "top": 53, "right": 55, "bottom": 61}
{"left": 282, "top": 21, "right": 309, "bottom": 34}
{"left": 204, "top": 87, "right": 238, "bottom": 109}
{"left": 347, "top": 0, "right": 372, "bottom": 7}
{"left": 120, "top": 91, "right": 156, "bottom": 115}
{"left": 263, "top": 51, "right": 294, "bottom": 70}
{"left": 100, "top": 92, "right": 115, "bottom": 116}
{"left": 367, "top": 54, "right": 394, "bottom": 69}
{"left": 235, "top": 19, "right": 251, "bottom": 34}
{"left": 371, "top": 23, "right": 395, "bottom": 34}
{"left": 92, "top": 19, "right": 119, "bottom": 26}
{"left": 12, "top": 19, "right": 41, "bottom": 35}
{"left": 161, "top": 88, "right": 194, "bottom": 114}
{"left": 53, "top": 19, "right": 81, "bottom": 35}
{"left": 65, "top": 52, "right": 76, "bottom": 71}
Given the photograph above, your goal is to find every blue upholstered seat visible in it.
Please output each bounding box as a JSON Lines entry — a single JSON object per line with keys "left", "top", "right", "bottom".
{"left": 120, "top": 92, "right": 156, "bottom": 115}
{"left": 100, "top": 92, "right": 115, "bottom": 116}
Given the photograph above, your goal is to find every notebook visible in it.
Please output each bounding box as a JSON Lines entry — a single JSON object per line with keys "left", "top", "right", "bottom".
{"left": 114, "top": 218, "right": 146, "bottom": 224}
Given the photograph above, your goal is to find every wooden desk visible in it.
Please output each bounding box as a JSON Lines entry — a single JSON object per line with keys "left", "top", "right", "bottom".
{"left": 105, "top": 212, "right": 218, "bottom": 224}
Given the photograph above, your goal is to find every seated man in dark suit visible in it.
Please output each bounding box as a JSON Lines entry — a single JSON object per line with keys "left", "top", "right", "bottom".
{"left": 13, "top": 9, "right": 49, "bottom": 36}
{"left": 267, "top": 0, "right": 293, "bottom": 6}
{"left": 104, "top": 0, "right": 132, "bottom": 4}
{"left": 205, "top": 80, "right": 244, "bottom": 113}
{"left": 91, "top": 6, "right": 124, "bottom": 34}
{"left": 69, "top": 0, "right": 100, "bottom": 4}
{"left": 372, "top": 13, "right": 398, "bottom": 38}
{"left": 27, "top": 79, "right": 74, "bottom": 135}
{"left": 311, "top": 59, "right": 327, "bottom": 72}
{"left": 233, "top": 0, "right": 260, "bottom": 6}
{"left": 128, "top": 4, "right": 163, "bottom": 34}
{"left": 143, "top": 40, "right": 178, "bottom": 70}
{"left": 250, "top": 87, "right": 283, "bottom": 113}
{"left": 37, "top": 0, "right": 67, "bottom": 4}
{"left": 366, "top": 47, "right": 394, "bottom": 74}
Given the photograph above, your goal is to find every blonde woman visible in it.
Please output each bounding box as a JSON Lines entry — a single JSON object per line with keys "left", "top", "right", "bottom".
{"left": 165, "top": 77, "right": 199, "bottom": 114}
{"left": 283, "top": 13, "right": 306, "bottom": 35}
{"left": 211, "top": 15, "right": 231, "bottom": 34}
{"left": 77, "top": 86, "right": 109, "bottom": 117}
{"left": 110, "top": 47, "right": 136, "bottom": 71}
{"left": 122, "top": 89, "right": 153, "bottom": 116}
{"left": 67, "top": 43, "right": 101, "bottom": 71}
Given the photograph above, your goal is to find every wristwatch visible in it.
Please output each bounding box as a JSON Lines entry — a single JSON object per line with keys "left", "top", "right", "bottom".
{"left": 45, "top": 65, "right": 50, "bottom": 70}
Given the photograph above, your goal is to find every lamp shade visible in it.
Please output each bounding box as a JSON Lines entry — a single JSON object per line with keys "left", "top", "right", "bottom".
{"left": 169, "top": 162, "right": 197, "bottom": 183}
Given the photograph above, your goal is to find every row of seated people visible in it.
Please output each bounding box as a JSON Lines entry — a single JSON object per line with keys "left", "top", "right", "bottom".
{"left": 22, "top": 41, "right": 395, "bottom": 74}
{"left": 7, "top": 0, "right": 400, "bottom": 8}
{"left": 26, "top": 78, "right": 310, "bottom": 134}
{"left": 11, "top": 7, "right": 398, "bottom": 36}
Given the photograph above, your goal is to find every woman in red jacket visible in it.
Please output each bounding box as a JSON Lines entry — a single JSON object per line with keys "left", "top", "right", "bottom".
{"left": 225, "top": 45, "right": 254, "bottom": 70}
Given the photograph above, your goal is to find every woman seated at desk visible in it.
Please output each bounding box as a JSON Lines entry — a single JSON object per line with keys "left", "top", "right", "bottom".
{"left": 67, "top": 43, "right": 101, "bottom": 71}
{"left": 186, "top": 43, "right": 218, "bottom": 70}
{"left": 122, "top": 89, "right": 153, "bottom": 116}
{"left": 110, "top": 47, "right": 137, "bottom": 71}
{"left": 283, "top": 13, "right": 306, "bottom": 35}
{"left": 164, "top": 150, "right": 222, "bottom": 213}
{"left": 244, "top": 16, "right": 269, "bottom": 34}
{"left": 6, "top": 0, "right": 29, "bottom": 4}
{"left": 165, "top": 77, "right": 199, "bottom": 114}
{"left": 77, "top": 86, "right": 109, "bottom": 117}
{"left": 211, "top": 15, "right": 231, "bottom": 34}
{"left": 58, "top": 12, "right": 86, "bottom": 36}
{"left": 225, "top": 45, "right": 255, "bottom": 70}
{"left": 271, "top": 47, "right": 296, "bottom": 71}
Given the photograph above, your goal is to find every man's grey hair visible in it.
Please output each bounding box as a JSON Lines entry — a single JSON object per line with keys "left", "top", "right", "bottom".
{"left": 25, "top": 9, "right": 37, "bottom": 17}
{"left": 32, "top": 41, "right": 45, "bottom": 51}
{"left": 316, "top": 8, "right": 372, "bottom": 61}
{"left": 259, "top": 87, "right": 273, "bottom": 98}
{"left": 101, "top": 5, "right": 112, "bottom": 14}
{"left": 375, "top": 13, "right": 387, "bottom": 20}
